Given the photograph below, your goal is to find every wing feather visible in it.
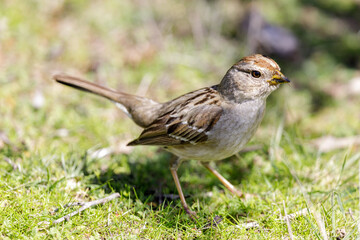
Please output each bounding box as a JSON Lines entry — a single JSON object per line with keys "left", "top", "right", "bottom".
{"left": 127, "top": 87, "right": 223, "bottom": 146}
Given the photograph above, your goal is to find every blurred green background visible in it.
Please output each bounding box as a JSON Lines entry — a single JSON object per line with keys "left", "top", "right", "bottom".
{"left": 0, "top": 0, "right": 360, "bottom": 238}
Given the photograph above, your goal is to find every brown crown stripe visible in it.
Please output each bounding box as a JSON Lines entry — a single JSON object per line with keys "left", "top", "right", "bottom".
{"left": 239, "top": 55, "right": 279, "bottom": 70}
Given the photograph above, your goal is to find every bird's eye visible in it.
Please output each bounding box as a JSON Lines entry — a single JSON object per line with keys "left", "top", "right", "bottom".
{"left": 251, "top": 70, "right": 261, "bottom": 78}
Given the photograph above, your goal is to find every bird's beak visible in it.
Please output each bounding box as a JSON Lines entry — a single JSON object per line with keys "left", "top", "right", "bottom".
{"left": 267, "top": 71, "right": 290, "bottom": 85}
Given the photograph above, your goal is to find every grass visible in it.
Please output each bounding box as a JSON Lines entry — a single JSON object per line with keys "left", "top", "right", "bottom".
{"left": 1, "top": 0, "right": 360, "bottom": 239}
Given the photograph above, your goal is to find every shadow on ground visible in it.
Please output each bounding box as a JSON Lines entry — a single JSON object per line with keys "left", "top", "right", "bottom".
{"left": 85, "top": 149, "right": 255, "bottom": 211}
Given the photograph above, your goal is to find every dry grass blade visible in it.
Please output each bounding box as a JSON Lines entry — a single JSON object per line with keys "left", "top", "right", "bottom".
{"left": 53, "top": 193, "right": 120, "bottom": 225}
{"left": 283, "top": 200, "right": 295, "bottom": 240}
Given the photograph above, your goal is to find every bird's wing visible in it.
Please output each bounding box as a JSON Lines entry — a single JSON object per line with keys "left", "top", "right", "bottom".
{"left": 127, "top": 87, "right": 223, "bottom": 146}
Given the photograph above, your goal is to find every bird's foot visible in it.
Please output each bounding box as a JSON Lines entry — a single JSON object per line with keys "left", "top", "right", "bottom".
{"left": 231, "top": 188, "right": 244, "bottom": 198}
{"left": 229, "top": 188, "right": 256, "bottom": 200}
{"left": 184, "top": 206, "right": 198, "bottom": 220}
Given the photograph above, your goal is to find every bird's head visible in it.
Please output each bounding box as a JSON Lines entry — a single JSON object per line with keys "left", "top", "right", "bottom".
{"left": 218, "top": 54, "right": 290, "bottom": 102}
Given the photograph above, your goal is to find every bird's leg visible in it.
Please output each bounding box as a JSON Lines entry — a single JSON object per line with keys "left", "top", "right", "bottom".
{"left": 201, "top": 162, "right": 243, "bottom": 197}
{"left": 169, "top": 158, "right": 197, "bottom": 218}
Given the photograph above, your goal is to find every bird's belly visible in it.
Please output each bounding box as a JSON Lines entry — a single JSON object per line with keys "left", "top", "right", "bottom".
{"left": 167, "top": 102, "right": 265, "bottom": 161}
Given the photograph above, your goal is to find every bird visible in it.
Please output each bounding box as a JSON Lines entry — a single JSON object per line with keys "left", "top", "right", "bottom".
{"left": 53, "top": 54, "right": 290, "bottom": 218}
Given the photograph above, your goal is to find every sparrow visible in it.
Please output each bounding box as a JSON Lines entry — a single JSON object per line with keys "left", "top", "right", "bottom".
{"left": 53, "top": 54, "right": 290, "bottom": 218}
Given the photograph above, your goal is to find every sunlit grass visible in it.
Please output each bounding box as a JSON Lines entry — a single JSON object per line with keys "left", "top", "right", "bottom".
{"left": 1, "top": 0, "right": 359, "bottom": 238}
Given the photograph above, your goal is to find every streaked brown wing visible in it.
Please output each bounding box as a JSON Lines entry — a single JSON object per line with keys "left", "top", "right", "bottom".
{"left": 127, "top": 88, "right": 223, "bottom": 146}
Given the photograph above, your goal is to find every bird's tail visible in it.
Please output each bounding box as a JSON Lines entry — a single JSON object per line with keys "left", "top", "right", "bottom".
{"left": 53, "top": 74, "right": 162, "bottom": 127}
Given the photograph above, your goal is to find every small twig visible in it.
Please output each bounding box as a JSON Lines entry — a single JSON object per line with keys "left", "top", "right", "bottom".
{"left": 51, "top": 202, "right": 85, "bottom": 214}
{"left": 53, "top": 193, "right": 120, "bottom": 224}
{"left": 283, "top": 200, "right": 294, "bottom": 240}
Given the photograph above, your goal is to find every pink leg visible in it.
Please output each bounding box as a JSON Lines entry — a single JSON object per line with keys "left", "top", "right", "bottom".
{"left": 170, "top": 158, "right": 197, "bottom": 219}
{"left": 201, "top": 162, "right": 243, "bottom": 197}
